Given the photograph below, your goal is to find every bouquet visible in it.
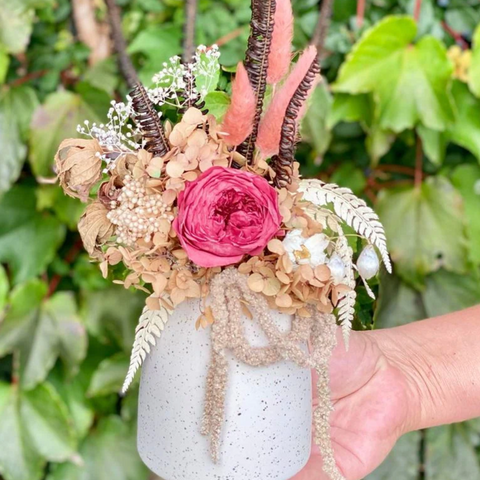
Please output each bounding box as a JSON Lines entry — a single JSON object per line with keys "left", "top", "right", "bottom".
{"left": 54, "top": 1, "right": 390, "bottom": 477}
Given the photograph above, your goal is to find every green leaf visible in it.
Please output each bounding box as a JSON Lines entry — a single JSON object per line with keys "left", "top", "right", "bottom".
{"left": 47, "top": 416, "right": 148, "bottom": 480}
{"left": 425, "top": 424, "right": 480, "bottom": 480}
{"left": 301, "top": 82, "right": 332, "bottom": 156}
{"left": 417, "top": 125, "right": 446, "bottom": 166}
{"left": 0, "top": 282, "right": 86, "bottom": 389}
{"left": 83, "top": 59, "right": 118, "bottom": 96}
{"left": 451, "top": 164, "right": 480, "bottom": 265}
{"left": 328, "top": 93, "right": 372, "bottom": 129}
{"left": 0, "top": 0, "right": 34, "bottom": 54}
{"left": 333, "top": 15, "right": 454, "bottom": 132}
{"left": 0, "top": 86, "right": 38, "bottom": 196}
{"left": 128, "top": 25, "right": 182, "bottom": 83}
{"left": 0, "top": 47, "right": 9, "bottom": 84}
{"left": 0, "top": 185, "right": 65, "bottom": 284}
{"left": 81, "top": 286, "right": 145, "bottom": 354}
{"left": 0, "top": 383, "right": 44, "bottom": 480}
{"left": 423, "top": 269, "right": 480, "bottom": 318}
{"left": 377, "top": 177, "right": 468, "bottom": 288}
{"left": 203, "top": 91, "right": 231, "bottom": 122}
{"left": 87, "top": 353, "right": 129, "bottom": 397}
{"left": 468, "top": 24, "right": 480, "bottom": 98}
{"left": 374, "top": 270, "right": 426, "bottom": 328}
{"left": 194, "top": 50, "right": 220, "bottom": 95}
{"left": 20, "top": 383, "right": 76, "bottom": 461}
{"left": 29, "top": 91, "right": 100, "bottom": 177}
{"left": 448, "top": 80, "right": 480, "bottom": 163}
{"left": 0, "top": 265, "right": 8, "bottom": 312}
{"left": 330, "top": 162, "right": 366, "bottom": 195}
{"left": 366, "top": 431, "right": 421, "bottom": 480}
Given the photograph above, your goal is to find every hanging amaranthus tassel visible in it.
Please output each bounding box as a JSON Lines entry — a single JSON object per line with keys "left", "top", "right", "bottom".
{"left": 203, "top": 268, "right": 345, "bottom": 480}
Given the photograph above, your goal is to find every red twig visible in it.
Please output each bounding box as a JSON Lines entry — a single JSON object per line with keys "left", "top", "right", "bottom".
{"left": 47, "top": 239, "right": 83, "bottom": 298}
{"left": 10, "top": 69, "right": 47, "bottom": 87}
{"left": 213, "top": 26, "right": 246, "bottom": 48}
{"left": 442, "top": 21, "right": 469, "bottom": 50}
{"left": 356, "top": 0, "right": 366, "bottom": 28}
{"left": 413, "top": 0, "right": 422, "bottom": 22}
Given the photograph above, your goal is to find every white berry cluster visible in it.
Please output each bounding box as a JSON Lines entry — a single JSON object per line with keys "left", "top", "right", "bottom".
{"left": 107, "top": 175, "right": 174, "bottom": 245}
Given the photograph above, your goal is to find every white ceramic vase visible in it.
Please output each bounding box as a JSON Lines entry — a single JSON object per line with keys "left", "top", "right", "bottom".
{"left": 137, "top": 298, "right": 312, "bottom": 480}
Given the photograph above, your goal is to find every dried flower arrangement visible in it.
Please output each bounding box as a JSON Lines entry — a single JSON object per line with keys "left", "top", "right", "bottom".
{"left": 54, "top": 1, "right": 390, "bottom": 478}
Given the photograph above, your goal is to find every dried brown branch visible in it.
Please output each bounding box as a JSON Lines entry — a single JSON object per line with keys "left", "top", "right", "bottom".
{"left": 104, "top": 0, "right": 139, "bottom": 88}
{"left": 312, "top": 0, "right": 335, "bottom": 60}
{"left": 72, "top": 0, "right": 112, "bottom": 65}
{"left": 183, "top": 0, "right": 198, "bottom": 62}
{"left": 271, "top": 57, "right": 320, "bottom": 187}
{"left": 356, "top": 0, "right": 365, "bottom": 28}
{"left": 238, "top": 0, "right": 277, "bottom": 164}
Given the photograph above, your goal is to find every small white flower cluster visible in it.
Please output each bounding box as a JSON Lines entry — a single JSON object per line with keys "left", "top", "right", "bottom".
{"left": 149, "top": 45, "right": 220, "bottom": 108}
{"left": 282, "top": 229, "right": 380, "bottom": 286}
{"left": 77, "top": 100, "right": 142, "bottom": 171}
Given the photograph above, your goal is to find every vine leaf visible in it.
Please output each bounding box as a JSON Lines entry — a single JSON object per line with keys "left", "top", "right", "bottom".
{"left": 333, "top": 15, "right": 454, "bottom": 133}
{"left": 122, "top": 304, "right": 171, "bottom": 394}
{"left": 299, "top": 179, "right": 392, "bottom": 273}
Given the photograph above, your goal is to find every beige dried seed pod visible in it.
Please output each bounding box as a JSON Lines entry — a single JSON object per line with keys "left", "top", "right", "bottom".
{"left": 55, "top": 138, "right": 103, "bottom": 202}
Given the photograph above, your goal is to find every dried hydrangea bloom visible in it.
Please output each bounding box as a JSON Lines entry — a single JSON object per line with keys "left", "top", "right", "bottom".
{"left": 78, "top": 201, "right": 115, "bottom": 258}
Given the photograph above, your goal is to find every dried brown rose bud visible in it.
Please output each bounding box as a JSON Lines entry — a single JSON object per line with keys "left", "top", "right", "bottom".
{"left": 55, "top": 138, "right": 103, "bottom": 202}
{"left": 78, "top": 201, "right": 115, "bottom": 258}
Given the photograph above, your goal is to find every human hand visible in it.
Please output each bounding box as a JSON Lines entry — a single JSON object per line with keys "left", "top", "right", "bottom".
{"left": 292, "top": 329, "right": 416, "bottom": 480}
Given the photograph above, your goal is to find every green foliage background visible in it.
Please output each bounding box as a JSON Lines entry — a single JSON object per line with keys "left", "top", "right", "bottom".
{"left": 0, "top": 0, "right": 480, "bottom": 479}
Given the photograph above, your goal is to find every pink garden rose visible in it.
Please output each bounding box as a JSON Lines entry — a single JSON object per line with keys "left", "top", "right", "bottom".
{"left": 173, "top": 166, "right": 282, "bottom": 268}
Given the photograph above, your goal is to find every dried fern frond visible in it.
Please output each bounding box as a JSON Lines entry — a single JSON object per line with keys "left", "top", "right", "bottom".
{"left": 335, "top": 226, "right": 356, "bottom": 348}
{"left": 271, "top": 56, "right": 319, "bottom": 187}
{"left": 238, "top": 0, "right": 276, "bottom": 163}
{"left": 122, "top": 304, "right": 170, "bottom": 394}
{"left": 131, "top": 83, "right": 169, "bottom": 158}
{"left": 299, "top": 179, "right": 392, "bottom": 273}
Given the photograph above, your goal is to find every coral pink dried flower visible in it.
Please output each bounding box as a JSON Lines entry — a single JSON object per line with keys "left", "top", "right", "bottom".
{"left": 267, "top": 0, "right": 294, "bottom": 84}
{"left": 220, "top": 63, "right": 256, "bottom": 146}
{"left": 256, "top": 45, "right": 317, "bottom": 158}
{"left": 173, "top": 166, "right": 282, "bottom": 268}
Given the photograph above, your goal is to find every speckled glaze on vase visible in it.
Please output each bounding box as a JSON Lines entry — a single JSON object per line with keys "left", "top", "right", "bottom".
{"left": 137, "top": 298, "right": 312, "bottom": 480}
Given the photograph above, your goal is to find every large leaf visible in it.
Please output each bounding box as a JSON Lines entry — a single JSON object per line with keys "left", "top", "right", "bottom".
{"left": 366, "top": 431, "right": 421, "bottom": 480}
{"left": 0, "top": 185, "right": 65, "bottom": 284}
{"left": 87, "top": 353, "right": 129, "bottom": 398}
{"left": 468, "top": 24, "right": 480, "bottom": 98}
{"left": 374, "top": 270, "right": 426, "bottom": 328}
{"left": 0, "top": 264, "right": 8, "bottom": 312}
{"left": 0, "top": 86, "right": 38, "bottom": 196}
{"left": 0, "top": 281, "right": 87, "bottom": 389}
{"left": 0, "top": 381, "right": 76, "bottom": 480}
{"left": 203, "top": 91, "right": 230, "bottom": 122}
{"left": 20, "top": 383, "right": 77, "bottom": 461}
{"left": 333, "top": 16, "right": 454, "bottom": 132}
{"left": 0, "top": 383, "right": 44, "bottom": 480}
{"left": 425, "top": 424, "right": 480, "bottom": 480}
{"left": 81, "top": 285, "right": 145, "bottom": 354}
{"left": 301, "top": 82, "right": 332, "bottom": 156}
{"left": 377, "top": 177, "right": 468, "bottom": 288}
{"left": 448, "top": 80, "right": 480, "bottom": 163}
{"left": 0, "top": 0, "right": 34, "bottom": 54}
{"left": 423, "top": 269, "right": 480, "bottom": 318}
{"left": 47, "top": 416, "right": 148, "bottom": 480}
{"left": 29, "top": 91, "right": 100, "bottom": 177}
{"left": 451, "top": 164, "right": 480, "bottom": 265}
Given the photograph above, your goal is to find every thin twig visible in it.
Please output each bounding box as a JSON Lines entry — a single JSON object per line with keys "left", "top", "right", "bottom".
{"left": 413, "top": 0, "right": 422, "bottom": 22}
{"left": 356, "top": 0, "right": 365, "bottom": 28}
{"left": 104, "top": 0, "right": 139, "bottom": 88}
{"left": 442, "top": 21, "right": 469, "bottom": 49}
{"left": 415, "top": 135, "right": 423, "bottom": 190}
{"left": 183, "top": 0, "right": 198, "bottom": 62}
{"left": 213, "top": 26, "right": 246, "bottom": 48}
{"left": 10, "top": 69, "right": 47, "bottom": 87}
{"left": 312, "top": 0, "right": 335, "bottom": 60}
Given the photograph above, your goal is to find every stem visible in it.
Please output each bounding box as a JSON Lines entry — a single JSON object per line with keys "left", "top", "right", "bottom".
{"left": 213, "top": 26, "right": 246, "bottom": 48}
{"left": 442, "top": 21, "right": 469, "bottom": 50}
{"left": 183, "top": 0, "right": 198, "bottom": 62}
{"left": 11, "top": 350, "right": 20, "bottom": 386}
{"left": 413, "top": 0, "right": 422, "bottom": 22}
{"left": 356, "top": 0, "right": 365, "bottom": 28}
{"left": 312, "top": 0, "right": 335, "bottom": 60}
{"left": 415, "top": 135, "right": 423, "bottom": 190}
{"left": 104, "top": 0, "right": 139, "bottom": 89}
